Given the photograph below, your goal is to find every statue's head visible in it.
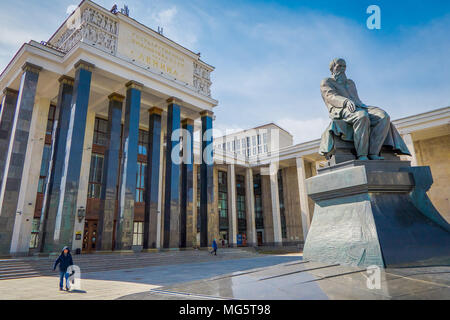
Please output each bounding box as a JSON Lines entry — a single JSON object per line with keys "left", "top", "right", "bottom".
{"left": 329, "top": 58, "right": 346, "bottom": 76}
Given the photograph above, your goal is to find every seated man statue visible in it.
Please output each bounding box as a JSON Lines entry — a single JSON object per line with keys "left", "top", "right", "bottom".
{"left": 320, "top": 58, "right": 393, "bottom": 160}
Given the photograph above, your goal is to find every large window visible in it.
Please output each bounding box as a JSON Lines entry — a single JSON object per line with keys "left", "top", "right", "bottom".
{"left": 218, "top": 171, "right": 228, "bottom": 231}
{"left": 278, "top": 170, "right": 287, "bottom": 239}
{"left": 254, "top": 174, "right": 264, "bottom": 229}
{"left": 197, "top": 169, "right": 201, "bottom": 232}
{"left": 236, "top": 174, "right": 246, "bottom": 232}
{"left": 46, "top": 105, "right": 56, "bottom": 135}
{"left": 138, "top": 129, "right": 148, "bottom": 155}
{"left": 37, "top": 144, "right": 52, "bottom": 193}
{"left": 133, "top": 222, "right": 144, "bottom": 246}
{"left": 29, "top": 218, "right": 40, "bottom": 249}
{"left": 93, "top": 118, "right": 108, "bottom": 146}
{"left": 136, "top": 162, "right": 146, "bottom": 202}
{"left": 88, "top": 154, "right": 104, "bottom": 199}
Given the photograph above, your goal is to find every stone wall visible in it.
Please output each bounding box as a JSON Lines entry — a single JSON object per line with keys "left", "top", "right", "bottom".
{"left": 282, "top": 167, "right": 303, "bottom": 243}
{"left": 261, "top": 174, "right": 274, "bottom": 244}
{"left": 415, "top": 134, "right": 450, "bottom": 222}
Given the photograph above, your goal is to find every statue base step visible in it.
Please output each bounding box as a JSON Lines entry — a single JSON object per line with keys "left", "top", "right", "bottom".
{"left": 303, "top": 160, "right": 450, "bottom": 268}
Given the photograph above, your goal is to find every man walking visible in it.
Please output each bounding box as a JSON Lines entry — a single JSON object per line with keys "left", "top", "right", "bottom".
{"left": 53, "top": 246, "right": 74, "bottom": 291}
{"left": 210, "top": 238, "right": 218, "bottom": 256}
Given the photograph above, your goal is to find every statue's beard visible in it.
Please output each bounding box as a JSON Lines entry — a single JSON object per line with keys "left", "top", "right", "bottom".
{"left": 333, "top": 71, "right": 347, "bottom": 83}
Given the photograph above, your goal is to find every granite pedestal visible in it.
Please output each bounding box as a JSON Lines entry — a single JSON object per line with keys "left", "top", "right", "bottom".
{"left": 303, "top": 158, "right": 450, "bottom": 268}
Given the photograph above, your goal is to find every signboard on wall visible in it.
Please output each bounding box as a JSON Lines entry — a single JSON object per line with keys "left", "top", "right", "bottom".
{"left": 117, "top": 23, "right": 194, "bottom": 85}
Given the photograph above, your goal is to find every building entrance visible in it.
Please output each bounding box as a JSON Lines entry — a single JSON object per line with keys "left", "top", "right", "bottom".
{"left": 82, "top": 220, "right": 98, "bottom": 253}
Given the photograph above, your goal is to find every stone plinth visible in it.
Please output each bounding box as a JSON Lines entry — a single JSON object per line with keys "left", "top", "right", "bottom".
{"left": 303, "top": 159, "right": 450, "bottom": 268}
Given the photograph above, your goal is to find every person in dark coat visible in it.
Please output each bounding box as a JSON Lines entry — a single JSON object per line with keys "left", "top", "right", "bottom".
{"left": 210, "top": 239, "right": 218, "bottom": 256}
{"left": 53, "top": 246, "right": 74, "bottom": 291}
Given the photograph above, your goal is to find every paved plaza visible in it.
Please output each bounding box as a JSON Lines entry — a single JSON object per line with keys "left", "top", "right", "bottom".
{"left": 0, "top": 250, "right": 448, "bottom": 300}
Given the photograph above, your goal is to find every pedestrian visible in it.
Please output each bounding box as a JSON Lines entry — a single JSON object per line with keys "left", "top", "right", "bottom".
{"left": 53, "top": 246, "right": 74, "bottom": 291}
{"left": 210, "top": 238, "right": 218, "bottom": 256}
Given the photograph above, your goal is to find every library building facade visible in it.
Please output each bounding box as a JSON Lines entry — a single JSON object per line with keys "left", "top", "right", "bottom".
{"left": 0, "top": 0, "right": 448, "bottom": 256}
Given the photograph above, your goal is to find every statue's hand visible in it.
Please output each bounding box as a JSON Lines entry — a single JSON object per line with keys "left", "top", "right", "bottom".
{"left": 345, "top": 100, "right": 356, "bottom": 112}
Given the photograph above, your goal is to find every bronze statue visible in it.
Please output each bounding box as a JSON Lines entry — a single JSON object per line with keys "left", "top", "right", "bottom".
{"left": 320, "top": 58, "right": 393, "bottom": 160}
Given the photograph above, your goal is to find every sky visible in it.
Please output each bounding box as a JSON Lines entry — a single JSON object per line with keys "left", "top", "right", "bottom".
{"left": 0, "top": 0, "right": 449, "bottom": 143}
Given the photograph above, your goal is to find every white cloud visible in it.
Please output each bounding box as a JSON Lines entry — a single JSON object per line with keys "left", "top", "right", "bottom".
{"left": 66, "top": 4, "right": 78, "bottom": 15}
{"left": 150, "top": 6, "right": 198, "bottom": 49}
{"left": 277, "top": 117, "right": 331, "bottom": 144}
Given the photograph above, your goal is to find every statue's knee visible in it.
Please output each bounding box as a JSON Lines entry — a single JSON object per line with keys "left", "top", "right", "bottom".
{"left": 355, "top": 110, "right": 369, "bottom": 121}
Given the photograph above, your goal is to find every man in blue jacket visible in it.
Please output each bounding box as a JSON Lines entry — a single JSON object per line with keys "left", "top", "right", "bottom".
{"left": 53, "top": 246, "right": 74, "bottom": 291}
{"left": 210, "top": 239, "right": 218, "bottom": 256}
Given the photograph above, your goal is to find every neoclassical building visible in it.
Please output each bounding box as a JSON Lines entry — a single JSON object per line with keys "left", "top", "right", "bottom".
{"left": 0, "top": 0, "right": 448, "bottom": 256}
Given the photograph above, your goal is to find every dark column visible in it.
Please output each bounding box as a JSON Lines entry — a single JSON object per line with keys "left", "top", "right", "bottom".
{"left": 42, "top": 60, "right": 94, "bottom": 253}
{"left": 0, "top": 88, "right": 19, "bottom": 184}
{"left": 163, "top": 98, "right": 181, "bottom": 248}
{"left": 0, "top": 63, "right": 41, "bottom": 255}
{"left": 38, "top": 76, "right": 74, "bottom": 251}
{"left": 143, "top": 107, "right": 163, "bottom": 249}
{"left": 115, "top": 81, "right": 142, "bottom": 251}
{"left": 180, "top": 118, "right": 194, "bottom": 248}
{"left": 97, "top": 93, "right": 124, "bottom": 251}
{"left": 200, "top": 110, "right": 214, "bottom": 248}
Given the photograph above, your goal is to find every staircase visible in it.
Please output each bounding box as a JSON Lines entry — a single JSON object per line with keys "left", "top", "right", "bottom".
{"left": 0, "top": 248, "right": 259, "bottom": 280}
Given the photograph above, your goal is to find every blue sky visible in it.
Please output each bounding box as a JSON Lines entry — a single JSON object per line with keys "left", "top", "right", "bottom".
{"left": 0, "top": 0, "right": 449, "bottom": 143}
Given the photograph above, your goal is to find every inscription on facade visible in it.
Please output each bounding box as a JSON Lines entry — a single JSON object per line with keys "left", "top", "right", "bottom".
{"left": 51, "top": 5, "right": 212, "bottom": 97}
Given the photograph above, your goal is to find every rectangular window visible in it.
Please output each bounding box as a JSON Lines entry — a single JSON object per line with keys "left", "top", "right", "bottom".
{"left": 46, "top": 105, "right": 56, "bottom": 135}
{"left": 246, "top": 137, "right": 250, "bottom": 148}
{"left": 88, "top": 153, "right": 104, "bottom": 199}
{"left": 29, "top": 218, "right": 40, "bottom": 249}
{"left": 253, "top": 174, "right": 264, "bottom": 229}
{"left": 257, "top": 134, "right": 261, "bottom": 145}
{"left": 252, "top": 136, "right": 256, "bottom": 146}
{"left": 218, "top": 171, "right": 228, "bottom": 231}
{"left": 247, "top": 149, "right": 250, "bottom": 157}
{"left": 264, "top": 144, "right": 268, "bottom": 153}
{"left": 253, "top": 147, "right": 257, "bottom": 155}
{"left": 236, "top": 175, "right": 246, "bottom": 232}
{"left": 236, "top": 140, "right": 240, "bottom": 150}
{"left": 232, "top": 140, "right": 235, "bottom": 151}
{"left": 258, "top": 146, "right": 262, "bottom": 154}
{"left": 38, "top": 144, "right": 52, "bottom": 193}
{"left": 278, "top": 170, "right": 287, "bottom": 239}
{"left": 138, "top": 129, "right": 149, "bottom": 155}
{"left": 93, "top": 118, "right": 108, "bottom": 146}
{"left": 136, "top": 162, "right": 146, "bottom": 203}
{"left": 242, "top": 138, "right": 246, "bottom": 148}
{"left": 133, "top": 222, "right": 144, "bottom": 246}
{"left": 197, "top": 169, "right": 201, "bottom": 232}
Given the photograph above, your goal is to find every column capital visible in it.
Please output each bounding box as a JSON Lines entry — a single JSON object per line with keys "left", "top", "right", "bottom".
{"left": 166, "top": 97, "right": 183, "bottom": 105}
{"left": 2, "top": 88, "right": 19, "bottom": 96}
{"left": 181, "top": 118, "right": 194, "bottom": 126}
{"left": 200, "top": 110, "right": 214, "bottom": 118}
{"left": 125, "top": 80, "right": 144, "bottom": 90}
{"left": 58, "top": 75, "right": 75, "bottom": 86}
{"left": 74, "top": 60, "right": 95, "bottom": 72}
{"left": 108, "top": 93, "right": 125, "bottom": 102}
{"left": 22, "top": 62, "right": 42, "bottom": 74}
{"left": 148, "top": 107, "right": 163, "bottom": 115}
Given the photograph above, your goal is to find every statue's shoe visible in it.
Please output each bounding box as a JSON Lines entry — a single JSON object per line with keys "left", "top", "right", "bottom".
{"left": 357, "top": 156, "right": 369, "bottom": 160}
{"left": 369, "top": 155, "right": 385, "bottom": 160}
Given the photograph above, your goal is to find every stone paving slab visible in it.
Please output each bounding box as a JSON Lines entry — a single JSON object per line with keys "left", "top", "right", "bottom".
{"left": 0, "top": 276, "right": 158, "bottom": 300}
{"left": 0, "top": 254, "right": 301, "bottom": 300}
{"left": 118, "top": 259, "right": 450, "bottom": 300}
